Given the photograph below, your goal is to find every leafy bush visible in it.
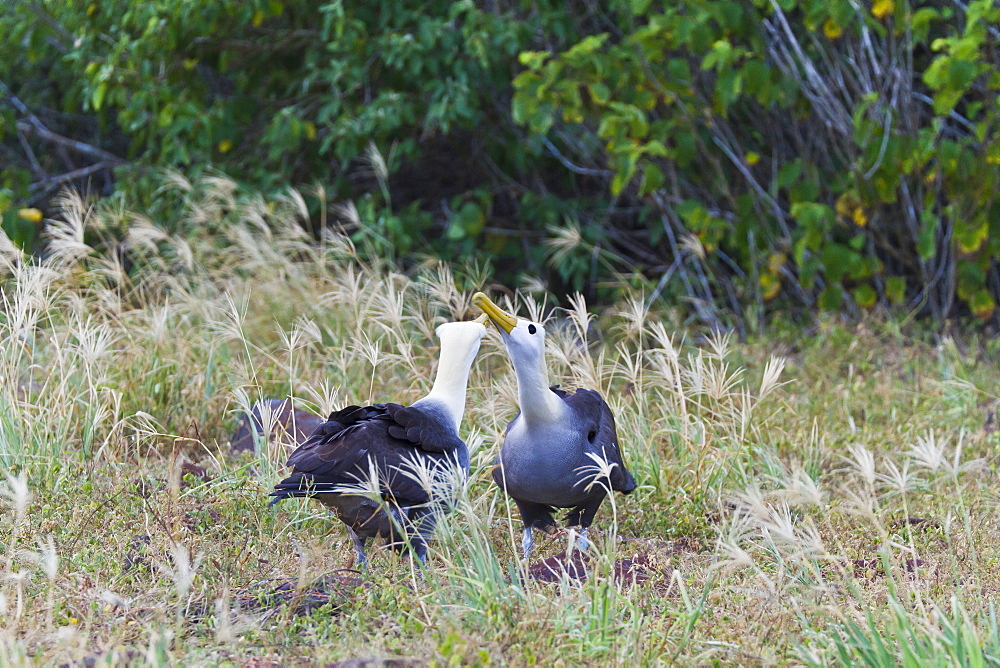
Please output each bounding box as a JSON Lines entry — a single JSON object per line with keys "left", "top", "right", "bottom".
{"left": 512, "top": 0, "right": 1000, "bottom": 324}
{"left": 2, "top": 0, "right": 999, "bottom": 326}
{"left": 0, "top": 1, "right": 585, "bottom": 269}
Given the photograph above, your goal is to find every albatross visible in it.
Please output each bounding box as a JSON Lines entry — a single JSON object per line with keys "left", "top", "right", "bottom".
{"left": 269, "top": 316, "right": 488, "bottom": 565}
{"left": 472, "top": 292, "right": 636, "bottom": 559}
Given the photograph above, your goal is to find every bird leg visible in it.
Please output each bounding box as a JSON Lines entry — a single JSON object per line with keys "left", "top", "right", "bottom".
{"left": 562, "top": 526, "right": 591, "bottom": 558}
{"left": 521, "top": 527, "right": 535, "bottom": 561}
{"left": 408, "top": 506, "right": 437, "bottom": 567}
{"left": 387, "top": 504, "right": 410, "bottom": 550}
{"left": 347, "top": 527, "right": 368, "bottom": 569}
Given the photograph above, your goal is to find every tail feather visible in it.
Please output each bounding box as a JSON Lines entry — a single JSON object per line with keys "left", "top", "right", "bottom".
{"left": 268, "top": 473, "right": 339, "bottom": 505}
{"left": 615, "top": 468, "right": 638, "bottom": 494}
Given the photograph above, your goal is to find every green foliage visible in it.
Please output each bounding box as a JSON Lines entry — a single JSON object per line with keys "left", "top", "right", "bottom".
{"left": 0, "top": 0, "right": 585, "bottom": 276}
{"left": 2, "top": 0, "right": 999, "bottom": 324}
{"left": 821, "top": 595, "right": 1000, "bottom": 667}
{"left": 512, "top": 0, "right": 1000, "bottom": 323}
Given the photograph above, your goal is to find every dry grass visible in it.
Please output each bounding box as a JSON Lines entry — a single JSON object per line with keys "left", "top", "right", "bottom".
{"left": 0, "top": 176, "right": 999, "bottom": 665}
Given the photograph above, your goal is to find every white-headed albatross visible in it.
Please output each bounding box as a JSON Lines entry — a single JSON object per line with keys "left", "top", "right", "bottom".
{"left": 472, "top": 292, "right": 636, "bottom": 559}
{"left": 269, "top": 316, "right": 488, "bottom": 565}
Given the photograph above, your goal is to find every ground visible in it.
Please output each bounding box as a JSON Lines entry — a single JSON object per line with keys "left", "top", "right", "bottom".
{"left": 1, "top": 183, "right": 999, "bottom": 666}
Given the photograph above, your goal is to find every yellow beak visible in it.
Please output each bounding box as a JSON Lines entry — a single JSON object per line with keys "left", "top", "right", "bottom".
{"left": 473, "top": 313, "right": 489, "bottom": 325}
{"left": 472, "top": 292, "right": 517, "bottom": 334}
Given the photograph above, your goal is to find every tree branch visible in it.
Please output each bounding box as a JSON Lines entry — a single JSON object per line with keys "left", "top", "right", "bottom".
{"left": 26, "top": 1, "right": 72, "bottom": 54}
{"left": 15, "top": 121, "right": 124, "bottom": 165}
{"left": 1, "top": 80, "right": 125, "bottom": 166}
{"left": 16, "top": 128, "right": 48, "bottom": 179}
{"left": 28, "top": 162, "right": 112, "bottom": 195}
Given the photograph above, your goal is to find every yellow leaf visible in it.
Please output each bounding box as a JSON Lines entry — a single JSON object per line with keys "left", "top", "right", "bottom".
{"left": 872, "top": 0, "right": 894, "bottom": 21}
{"left": 745, "top": 151, "right": 760, "bottom": 166}
{"left": 835, "top": 192, "right": 855, "bottom": 218}
{"left": 767, "top": 252, "right": 786, "bottom": 271}
{"left": 823, "top": 19, "right": 843, "bottom": 39}
{"left": 958, "top": 224, "right": 988, "bottom": 254}
{"left": 759, "top": 273, "right": 781, "bottom": 301}
{"left": 218, "top": 139, "right": 233, "bottom": 154}
{"left": 252, "top": 9, "right": 265, "bottom": 27}
{"left": 304, "top": 121, "right": 317, "bottom": 141}
{"left": 183, "top": 58, "right": 199, "bottom": 70}
{"left": 851, "top": 207, "right": 868, "bottom": 227}
{"left": 86, "top": 3, "right": 96, "bottom": 16}
{"left": 972, "top": 297, "right": 995, "bottom": 320}
{"left": 18, "top": 208, "right": 43, "bottom": 223}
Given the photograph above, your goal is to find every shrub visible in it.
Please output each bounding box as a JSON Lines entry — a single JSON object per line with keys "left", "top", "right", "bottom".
{"left": 2, "top": 1, "right": 999, "bottom": 326}
{"left": 512, "top": 0, "right": 1000, "bottom": 324}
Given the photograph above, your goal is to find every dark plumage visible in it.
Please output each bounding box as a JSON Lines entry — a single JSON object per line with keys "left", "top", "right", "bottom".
{"left": 473, "top": 292, "right": 636, "bottom": 558}
{"left": 269, "top": 319, "right": 487, "bottom": 565}
{"left": 269, "top": 402, "right": 468, "bottom": 563}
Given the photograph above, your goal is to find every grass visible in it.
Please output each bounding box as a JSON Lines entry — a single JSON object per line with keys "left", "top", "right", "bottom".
{"left": 1, "top": 176, "right": 999, "bottom": 665}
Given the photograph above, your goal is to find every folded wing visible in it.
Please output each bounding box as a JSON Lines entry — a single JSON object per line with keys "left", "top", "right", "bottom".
{"left": 557, "top": 388, "right": 637, "bottom": 494}
{"left": 269, "top": 402, "right": 464, "bottom": 506}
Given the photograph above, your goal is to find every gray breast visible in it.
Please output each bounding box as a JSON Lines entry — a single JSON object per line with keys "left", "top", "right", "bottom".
{"left": 495, "top": 419, "right": 598, "bottom": 507}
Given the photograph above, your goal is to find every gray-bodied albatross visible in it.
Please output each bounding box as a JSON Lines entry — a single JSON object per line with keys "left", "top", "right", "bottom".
{"left": 269, "top": 316, "right": 487, "bottom": 565}
{"left": 472, "top": 292, "right": 636, "bottom": 559}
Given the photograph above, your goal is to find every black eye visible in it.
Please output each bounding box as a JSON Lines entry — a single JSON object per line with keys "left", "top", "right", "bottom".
{"left": 528, "top": 324, "right": 537, "bottom": 335}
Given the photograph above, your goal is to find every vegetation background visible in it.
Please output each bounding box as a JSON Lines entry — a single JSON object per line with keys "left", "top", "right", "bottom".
{"left": 1, "top": 0, "right": 1000, "bottom": 665}
{"left": 3, "top": 0, "right": 999, "bottom": 331}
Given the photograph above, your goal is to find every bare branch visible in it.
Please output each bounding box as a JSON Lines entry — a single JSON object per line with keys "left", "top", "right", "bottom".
{"left": 542, "top": 136, "right": 610, "bottom": 177}
{"left": 16, "top": 128, "right": 47, "bottom": 179}
{"left": 15, "top": 121, "right": 124, "bottom": 166}
{"left": 28, "top": 162, "right": 112, "bottom": 195}
{"left": 1, "top": 80, "right": 124, "bottom": 166}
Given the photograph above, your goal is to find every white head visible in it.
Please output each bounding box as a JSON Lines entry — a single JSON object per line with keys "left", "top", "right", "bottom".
{"left": 435, "top": 318, "right": 488, "bottom": 353}
{"left": 418, "top": 315, "right": 488, "bottom": 431}
{"left": 472, "top": 292, "right": 565, "bottom": 423}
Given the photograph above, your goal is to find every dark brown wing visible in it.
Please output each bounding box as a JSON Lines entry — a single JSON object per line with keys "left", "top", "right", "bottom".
{"left": 269, "top": 402, "right": 464, "bottom": 506}
{"left": 560, "top": 388, "right": 637, "bottom": 493}
{"left": 384, "top": 403, "right": 465, "bottom": 453}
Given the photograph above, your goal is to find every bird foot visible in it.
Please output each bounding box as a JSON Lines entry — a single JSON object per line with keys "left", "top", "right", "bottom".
{"left": 565, "top": 527, "right": 590, "bottom": 555}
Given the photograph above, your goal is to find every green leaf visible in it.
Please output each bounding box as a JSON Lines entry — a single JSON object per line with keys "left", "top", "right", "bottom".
{"left": 564, "top": 34, "right": 609, "bottom": 60}
{"left": 819, "top": 285, "right": 843, "bottom": 310}
{"left": 956, "top": 260, "right": 985, "bottom": 300}
{"left": 853, "top": 284, "right": 877, "bottom": 309}
{"left": 91, "top": 82, "right": 108, "bottom": 110}
{"left": 518, "top": 51, "right": 551, "bottom": 70}
{"left": 639, "top": 163, "right": 664, "bottom": 196}
{"left": 917, "top": 210, "right": 939, "bottom": 260}
{"left": 923, "top": 56, "right": 957, "bottom": 93}
{"left": 885, "top": 276, "right": 906, "bottom": 304}
{"left": 667, "top": 58, "right": 691, "bottom": 85}
{"left": 777, "top": 159, "right": 802, "bottom": 188}
{"left": 969, "top": 288, "right": 996, "bottom": 319}
{"left": 588, "top": 82, "right": 611, "bottom": 105}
